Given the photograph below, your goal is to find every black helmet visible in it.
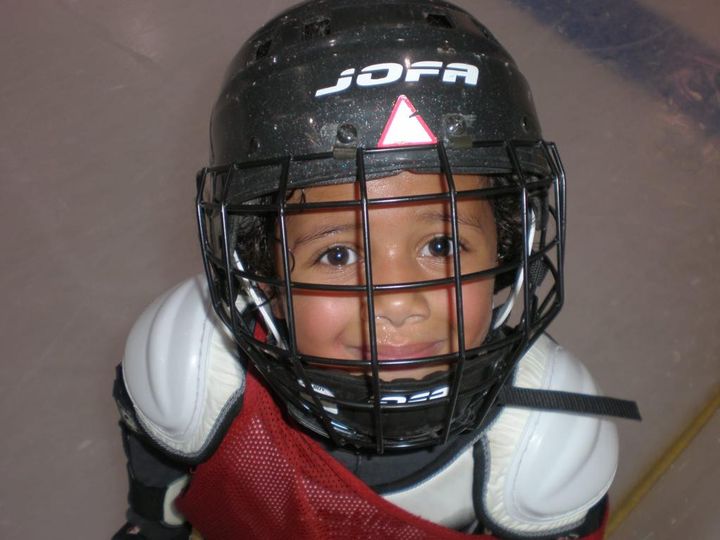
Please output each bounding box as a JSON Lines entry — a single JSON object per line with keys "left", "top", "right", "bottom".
{"left": 197, "top": 0, "right": 566, "bottom": 452}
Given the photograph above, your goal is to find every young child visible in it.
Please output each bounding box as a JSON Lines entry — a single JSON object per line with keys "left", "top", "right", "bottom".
{"left": 113, "top": 1, "right": 639, "bottom": 538}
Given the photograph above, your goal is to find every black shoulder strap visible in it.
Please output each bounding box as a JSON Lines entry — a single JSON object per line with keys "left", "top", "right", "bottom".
{"left": 497, "top": 386, "right": 641, "bottom": 421}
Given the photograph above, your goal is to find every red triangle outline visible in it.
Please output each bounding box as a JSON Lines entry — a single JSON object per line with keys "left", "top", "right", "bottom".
{"left": 377, "top": 95, "right": 437, "bottom": 148}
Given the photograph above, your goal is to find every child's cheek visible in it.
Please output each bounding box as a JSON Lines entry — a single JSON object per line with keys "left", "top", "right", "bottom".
{"left": 455, "top": 280, "right": 495, "bottom": 349}
{"left": 291, "top": 293, "right": 360, "bottom": 358}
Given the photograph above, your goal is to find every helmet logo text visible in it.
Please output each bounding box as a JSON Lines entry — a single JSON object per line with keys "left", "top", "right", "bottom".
{"left": 380, "top": 386, "right": 449, "bottom": 405}
{"left": 315, "top": 61, "right": 479, "bottom": 98}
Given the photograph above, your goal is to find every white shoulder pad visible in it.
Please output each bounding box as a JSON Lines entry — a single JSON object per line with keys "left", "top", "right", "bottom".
{"left": 383, "top": 443, "right": 476, "bottom": 529}
{"left": 123, "top": 276, "right": 245, "bottom": 460}
{"left": 482, "top": 335, "right": 618, "bottom": 536}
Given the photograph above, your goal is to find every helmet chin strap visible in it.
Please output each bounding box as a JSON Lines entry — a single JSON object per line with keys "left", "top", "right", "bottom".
{"left": 492, "top": 208, "right": 536, "bottom": 330}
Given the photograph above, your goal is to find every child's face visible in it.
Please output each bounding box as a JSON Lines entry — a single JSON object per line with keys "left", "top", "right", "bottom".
{"left": 277, "top": 172, "right": 497, "bottom": 381}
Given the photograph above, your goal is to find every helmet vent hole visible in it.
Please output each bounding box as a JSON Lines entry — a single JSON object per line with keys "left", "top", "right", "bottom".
{"left": 255, "top": 39, "right": 272, "bottom": 60}
{"left": 425, "top": 12, "right": 453, "bottom": 29}
{"left": 304, "top": 17, "right": 331, "bottom": 39}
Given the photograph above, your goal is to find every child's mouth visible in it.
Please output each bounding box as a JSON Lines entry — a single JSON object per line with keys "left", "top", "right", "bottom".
{"left": 357, "top": 341, "right": 445, "bottom": 362}
{"left": 340, "top": 341, "right": 449, "bottom": 381}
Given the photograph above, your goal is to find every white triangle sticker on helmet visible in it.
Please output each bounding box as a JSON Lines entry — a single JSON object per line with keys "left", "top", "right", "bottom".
{"left": 377, "top": 95, "right": 437, "bottom": 148}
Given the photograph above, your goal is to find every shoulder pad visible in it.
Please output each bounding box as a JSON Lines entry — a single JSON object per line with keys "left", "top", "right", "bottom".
{"left": 383, "top": 443, "right": 476, "bottom": 529}
{"left": 481, "top": 334, "right": 618, "bottom": 536}
{"left": 122, "top": 276, "right": 245, "bottom": 462}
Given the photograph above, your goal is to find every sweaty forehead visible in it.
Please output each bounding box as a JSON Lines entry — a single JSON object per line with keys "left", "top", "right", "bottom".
{"left": 289, "top": 172, "right": 488, "bottom": 203}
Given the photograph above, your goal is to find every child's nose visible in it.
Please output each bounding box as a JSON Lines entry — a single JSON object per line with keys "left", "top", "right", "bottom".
{"left": 373, "top": 289, "right": 431, "bottom": 327}
{"left": 370, "top": 253, "right": 431, "bottom": 327}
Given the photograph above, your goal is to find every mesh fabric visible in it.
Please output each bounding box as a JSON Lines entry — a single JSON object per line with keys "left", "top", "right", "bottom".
{"left": 176, "top": 372, "right": 487, "bottom": 539}
{"left": 176, "top": 371, "right": 608, "bottom": 540}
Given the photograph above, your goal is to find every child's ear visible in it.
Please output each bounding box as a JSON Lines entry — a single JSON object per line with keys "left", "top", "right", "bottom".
{"left": 270, "top": 296, "right": 285, "bottom": 319}
{"left": 260, "top": 284, "right": 286, "bottom": 319}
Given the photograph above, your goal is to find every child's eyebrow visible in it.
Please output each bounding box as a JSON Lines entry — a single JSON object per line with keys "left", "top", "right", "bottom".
{"left": 418, "top": 210, "right": 486, "bottom": 231}
{"left": 290, "top": 208, "right": 486, "bottom": 249}
{"left": 291, "top": 223, "right": 358, "bottom": 249}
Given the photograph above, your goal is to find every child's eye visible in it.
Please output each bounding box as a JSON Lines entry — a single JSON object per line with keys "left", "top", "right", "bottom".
{"left": 421, "top": 236, "right": 456, "bottom": 257}
{"left": 318, "top": 245, "right": 358, "bottom": 266}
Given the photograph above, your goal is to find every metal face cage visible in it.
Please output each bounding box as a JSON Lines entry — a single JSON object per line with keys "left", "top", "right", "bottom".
{"left": 196, "top": 140, "right": 566, "bottom": 453}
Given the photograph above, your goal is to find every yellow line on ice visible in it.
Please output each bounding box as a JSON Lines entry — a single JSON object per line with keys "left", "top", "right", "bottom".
{"left": 607, "top": 385, "right": 720, "bottom": 536}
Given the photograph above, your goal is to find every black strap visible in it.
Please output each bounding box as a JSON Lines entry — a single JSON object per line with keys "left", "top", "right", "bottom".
{"left": 128, "top": 475, "right": 168, "bottom": 522}
{"left": 497, "top": 386, "right": 642, "bottom": 421}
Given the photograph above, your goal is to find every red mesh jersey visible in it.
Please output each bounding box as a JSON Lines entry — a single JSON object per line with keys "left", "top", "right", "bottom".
{"left": 176, "top": 372, "right": 607, "bottom": 540}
